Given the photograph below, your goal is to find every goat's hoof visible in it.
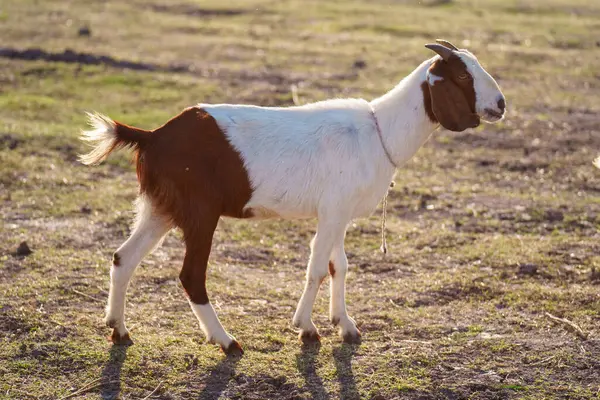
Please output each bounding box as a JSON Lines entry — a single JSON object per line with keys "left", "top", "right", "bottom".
{"left": 299, "top": 330, "right": 321, "bottom": 344}
{"left": 110, "top": 330, "right": 133, "bottom": 346}
{"left": 222, "top": 340, "right": 244, "bottom": 357}
{"left": 342, "top": 329, "right": 361, "bottom": 345}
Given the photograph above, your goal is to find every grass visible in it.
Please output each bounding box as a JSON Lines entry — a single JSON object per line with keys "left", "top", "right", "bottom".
{"left": 1, "top": 0, "right": 600, "bottom": 399}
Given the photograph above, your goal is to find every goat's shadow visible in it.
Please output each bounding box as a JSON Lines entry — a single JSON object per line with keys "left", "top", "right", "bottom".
{"left": 332, "top": 343, "right": 360, "bottom": 400}
{"left": 100, "top": 343, "right": 131, "bottom": 400}
{"left": 296, "top": 341, "right": 360, "bottom": 399}
{"left": 296, "top": 342, "right": 329, "bottom": 399}
{"left": 198, "top": 355, "right": 241, "bottom": 400}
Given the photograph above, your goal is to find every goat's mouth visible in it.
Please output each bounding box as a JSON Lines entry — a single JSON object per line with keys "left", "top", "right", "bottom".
{"left": 483, "top": 108, "right": 504, "bottom": 122}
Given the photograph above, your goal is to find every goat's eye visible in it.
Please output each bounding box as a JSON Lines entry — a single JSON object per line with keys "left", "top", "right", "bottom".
{"left": 458, "top": 73, "right": 469, "bottom": 80}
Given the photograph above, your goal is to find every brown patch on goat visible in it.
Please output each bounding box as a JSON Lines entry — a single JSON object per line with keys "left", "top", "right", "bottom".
{"left": 426, "top": 55, "right": 479, "bottom": 132}
{"left": 96, "top": 106, "right": 254, "bottom": 305}
{"left": 137, "top": 107, "right": 253, "bottom": 220}
{"left": 135, "top": 107, "right": 253, "bottom": 305}
{"left": 112, "top": 252, "right": 121, "bottom": 266}
{"left": 328, "top": 261, "right": 336, "bottom": 278}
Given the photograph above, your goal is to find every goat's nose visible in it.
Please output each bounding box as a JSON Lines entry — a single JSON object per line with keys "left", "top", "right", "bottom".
{"left": 497, "top": 97, "right": 506, "bottom": 111}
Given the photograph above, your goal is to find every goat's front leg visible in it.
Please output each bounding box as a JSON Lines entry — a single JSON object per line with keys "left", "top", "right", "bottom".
{"left": 329, "top": 237, "right": 361, "bottom": 343}
{"left": 293, "top": 217, "right": 347, "bottom": 342}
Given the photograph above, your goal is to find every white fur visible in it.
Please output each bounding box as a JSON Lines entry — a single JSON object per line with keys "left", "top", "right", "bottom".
{"left": 199, "top": 58, "right": 445, "bottom": 339}
{"left": 427, "top": 73, "right": 444, "bottom": 85}
{"left": 79, "top": 112, "right": 117, "bottom": 165}
{"left": 105, "top": 196, "right": 171, "bottom": 337}
{"left": 201, "top": 59, "right": 445, "bottom": 222}
{"left": 456, "top": 51, "right": 505, "bottom": 120}
{"left": 188, "top": 302, "right": 236, "bottom": 348}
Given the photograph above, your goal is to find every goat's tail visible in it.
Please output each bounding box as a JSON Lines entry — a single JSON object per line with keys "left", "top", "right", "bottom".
{"left": 79, "top": 112, "right": 151, "bottom": 165}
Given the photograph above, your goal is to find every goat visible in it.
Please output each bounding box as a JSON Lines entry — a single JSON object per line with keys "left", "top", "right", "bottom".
{"left": 80, "top": 40, "right": 505, "bottom": 355}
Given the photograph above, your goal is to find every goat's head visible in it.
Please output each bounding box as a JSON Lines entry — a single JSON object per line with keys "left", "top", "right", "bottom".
{"left": 424, "top": 39, "right": 505, "bottom": 132}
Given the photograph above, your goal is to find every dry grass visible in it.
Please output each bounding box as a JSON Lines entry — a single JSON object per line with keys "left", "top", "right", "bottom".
{"left": 1, "top": 0, "right": 599, "bottom": 399}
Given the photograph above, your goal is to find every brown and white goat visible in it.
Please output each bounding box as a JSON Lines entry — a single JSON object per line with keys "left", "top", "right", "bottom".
{"left": 80, "top": 40, "right": 505, "bottom": 355}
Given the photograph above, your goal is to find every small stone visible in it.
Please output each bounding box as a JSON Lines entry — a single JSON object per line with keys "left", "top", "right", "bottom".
{"left": 16, "top": 241, "right": 32, "bottom": 256}
{"left": 0, "top": 134, "right": 21, "bottom": 150}
{"left": 78, "top": 26, "right": 91, "bottom": 36}
{"left": 545, "top": 210, "right": 564, "bottom": 222}
{"left": 353, "top": 59, "right": 367, "bottom": 69}
{"left": 518, "top": 263, "right": 537, "bottom": 276}
{"left": 31, "top": 346, "right": 48, "bottom": 358}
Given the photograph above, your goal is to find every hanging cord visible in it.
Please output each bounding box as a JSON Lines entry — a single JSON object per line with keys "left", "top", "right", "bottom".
{"left": 369, "top": 104, "right": 397, "bottom": 255}
{"left": 380, "top": 181, "right": 395, "bottom": 255}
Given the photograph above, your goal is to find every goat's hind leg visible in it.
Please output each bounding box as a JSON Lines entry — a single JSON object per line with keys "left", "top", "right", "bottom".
{"left": 179, "top": 214, "right": 243, "bottom": 356}
{"left": 106, "top": 196, "right": 171, "bottom": 344}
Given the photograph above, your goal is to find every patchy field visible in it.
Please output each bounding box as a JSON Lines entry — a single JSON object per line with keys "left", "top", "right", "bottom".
{"left": 1, "top": 0, "right": 599, "bottom": 399}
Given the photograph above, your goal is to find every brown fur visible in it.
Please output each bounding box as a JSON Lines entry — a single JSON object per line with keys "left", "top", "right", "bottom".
{"left": 110, "top": 329, "right": 133, "bottom": 345}
{"left": 328, "top": 261, "right": 336, "bottom": 278}
{"left": 421, "top": 82, "right": 437, "bottom": 124}
{"left": 130, "top": 107, "right": 254, "bottom": 305}
{"left": 109, "top": 123, "right": 150, "bottom": 163}
{"left": 112, "top": 252, "right": 121, "bottom": 266}
{"left": 222, "top": 340, "right": 244, "bottom": 356}
{"left": 426, "top": 55, "right": 479, "bottom": 132}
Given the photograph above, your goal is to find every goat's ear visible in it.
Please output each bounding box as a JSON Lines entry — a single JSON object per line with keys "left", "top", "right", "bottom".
{"left": 427, "top": 74, "right": 480, "bottom": 132}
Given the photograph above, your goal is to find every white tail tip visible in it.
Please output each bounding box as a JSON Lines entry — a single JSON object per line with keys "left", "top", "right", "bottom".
{"left": 79, "top": 112, "right": 117, "bottom": 165}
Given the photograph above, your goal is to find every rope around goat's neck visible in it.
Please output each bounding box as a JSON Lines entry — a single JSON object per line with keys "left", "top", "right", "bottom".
{"left": 369, "top": 104, "right": 397, "bottom": 255}
{"left": 369, "top": 105, "right": 398, "bottom": 170}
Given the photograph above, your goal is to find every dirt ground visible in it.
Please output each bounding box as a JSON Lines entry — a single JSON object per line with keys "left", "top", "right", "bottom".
{"left": 1, "top": 0, "right": 599, "bottom": 399}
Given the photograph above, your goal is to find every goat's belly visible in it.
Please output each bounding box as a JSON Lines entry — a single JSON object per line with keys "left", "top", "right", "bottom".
{"left": 240, "top": 205, "right": 314, "bottom": 220}
{"left": 351, "top": 198, "right": 383, "bottom": 219}
{"left": 242, "top": 196, "right": 318, "bottom": 220}
{"left": 241, "top": 173, "right": 391, "bottom": 221}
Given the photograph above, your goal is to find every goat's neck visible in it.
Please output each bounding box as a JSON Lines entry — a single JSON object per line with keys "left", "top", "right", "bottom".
{"left": 370, "top": 58, "right": 439, "bottom": 168}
